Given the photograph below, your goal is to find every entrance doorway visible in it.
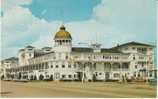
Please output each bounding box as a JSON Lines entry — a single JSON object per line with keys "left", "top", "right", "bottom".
{"left": 105, "top": 72, "right": 110, "bottom": 81}
{"left": 77, "top": 72, "right": 83, "bottom": 81}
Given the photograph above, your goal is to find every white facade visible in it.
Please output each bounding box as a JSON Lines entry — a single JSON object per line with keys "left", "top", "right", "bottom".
{"left": 0, "top": 25, "right": 156, "bottom": 81}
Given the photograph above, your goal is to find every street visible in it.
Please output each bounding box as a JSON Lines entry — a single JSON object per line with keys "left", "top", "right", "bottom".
{"left": 0, "top": 81, "right": 157, "bottom": 98}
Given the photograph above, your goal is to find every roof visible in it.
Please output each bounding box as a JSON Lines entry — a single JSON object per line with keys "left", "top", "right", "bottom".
{"left": 34, "top": 50, "right": 45, "bottom": 57}
{"left": 34, "top": 50, "right": 54, "bottom": 57}
{"left": 116, "top": 41, "right": 154, "bottom": 48}
{"left": 25, "top": 45, "right": 34, "bottom": 48}
{"left": 54, "top": 25, "right": 72, "bottom": 40}
{"left": 3, "top": 57, "right": 18, "bottom": 61}
{"left": 42, "top": 47, "right": 52, "bottom": 49}
{"left": 19, "top": 48, "right": 24, "bottom": 51}
{"left": 72, "top": 47, "right": 93, "bottom": 53}
{"left": 72, "top": 47, "right": 122, "bottom": 53}
{"left": 101, "top": 48, "right": 122, "bottom": 53}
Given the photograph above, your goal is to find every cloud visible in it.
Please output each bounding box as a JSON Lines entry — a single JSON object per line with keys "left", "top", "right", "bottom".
{"left": 65, "top": 0, "right": 156, "bottom": 47}
{"left": 1, "top": 0, "right": 56, "bottom": 59}
{"left": 1, "top": 0, "right": 156, "bottom": 60}
{"left": 31, "top": 35, "right": 52, "bottom": 48}
{"left": 1, "top": 0, "right": 32, "bottom": 12}
{"left": 25, "top": 0, "right": 100, "bottom": 22}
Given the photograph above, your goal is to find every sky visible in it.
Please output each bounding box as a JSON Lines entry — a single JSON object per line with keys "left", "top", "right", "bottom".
{"left": 0, "top": 0, "right": 157, "bottom": 64}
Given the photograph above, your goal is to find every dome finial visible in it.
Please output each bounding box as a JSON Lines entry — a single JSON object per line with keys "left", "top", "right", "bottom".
{"left": 54, "top": 25, "right": 72, "bottom": 40}
{"left": 60, "top": 25, "right": 65, "bottom": 30}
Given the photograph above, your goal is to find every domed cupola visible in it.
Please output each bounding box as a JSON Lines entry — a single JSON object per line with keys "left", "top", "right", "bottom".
{"left": 54, "top": 25, "right": 72, "bottom": 40}
{"left": 53, "top": 25, "right": 72, "bottom": 52}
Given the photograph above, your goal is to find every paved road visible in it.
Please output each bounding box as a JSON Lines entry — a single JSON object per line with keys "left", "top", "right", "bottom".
{"left": 0, "top": 81, "right": 157, "bottom": 98}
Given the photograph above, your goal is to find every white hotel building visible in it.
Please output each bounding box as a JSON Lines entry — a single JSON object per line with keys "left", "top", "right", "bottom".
{"left": 0, "top": 25, "right": 156, "bottom": 81}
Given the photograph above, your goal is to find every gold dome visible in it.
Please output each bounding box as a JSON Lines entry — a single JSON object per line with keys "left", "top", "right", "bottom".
{"left": 54, "top": 25, "right": 72, "bottom": 39}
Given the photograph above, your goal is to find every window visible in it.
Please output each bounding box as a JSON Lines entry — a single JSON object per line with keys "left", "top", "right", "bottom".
{"left": 137, "top": 47, "right": 147, "bottom": 54}
{"left": 114, "top": 56, "right": 119, "bottom": 59}
{"left": 133, "top": 56, "right": 135, "bottom": 60}
{"left": 134, "top": 73, "right": 136, "bottom": 77}
{"left": 88, "top": 56, "right": 90, "bottom": 59}
{"left": 56, "top": 65, "right": 58, "bottom": 68}
{"left": 59, "top": 53, "right": 61, "bottom": 58}
{"left": 114, "top": 73, "right": 120, "bottom": 78}
{"left": 62, "top": 75, "right": 66, "bottom": 78}
{"left": 59, "top": 40, "right": 62, "bottom": 45}
{"left": 28, "top": 48, "right": 32, "bottom": 50}
{"left": 68, "top": 65, "right": 71, "bottom": 68}
{"left": 149, "top": 72, "right": 152, "bottom": 77}
{"left": 41, "top": 65, "right": 44, "bottom": 69}
{"left": 132, "top": 47, "right": 135, "bottom": 50}
{"left": 109, "top": 56, "right": 111, "bottom": 59}
{"left": 35, "top": 66, "right": 38, "bottom": 70}
{"left": 149, "top": 48, "right": 152, "bottom": 50}
{"left": 68, "top": 75, "right": 72, "bottom": 78}
{"left": 95, "top": 72, "right": 98, "bottom": 76}
{"left": 124, "top": 47, "right": 128, "bottom": 50}
{"left": 142, "top": 63, "right": 144, "bottom": 67}
{"left": 74, "top": 64, "right": 76, "bottom": 68}
{"left": 45, "top": 65, "right": 48, "bottom": 69}
{"left": 113, "top": 64, "right": 120, "bottom": 70}
{"left": 51, "top": 65, "right": 53, "bottom": 68}
{"left": 99, "top": 73, "right": 102, "bottom": 75}
{"left": 65, "top": 56, "right": 68, "bottom": 59}
{"left": 135, "top": 65, "right": 137, "bottom": 69}
{"left": 122, "top": 63, "right": 129, "bottom": 69}
{"left": 94, "top": 64, "right": 96, "bottom": 70}
{"left": 62, "top": 65, "right": 65, "bottom": 68}
{"left": 138, "top": 73, "right": 140, "bottom": 77}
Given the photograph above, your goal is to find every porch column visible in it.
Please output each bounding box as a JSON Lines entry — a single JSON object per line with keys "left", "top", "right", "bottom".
{"left": 81, "top": 62, "right": 85, "bottom": 83}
